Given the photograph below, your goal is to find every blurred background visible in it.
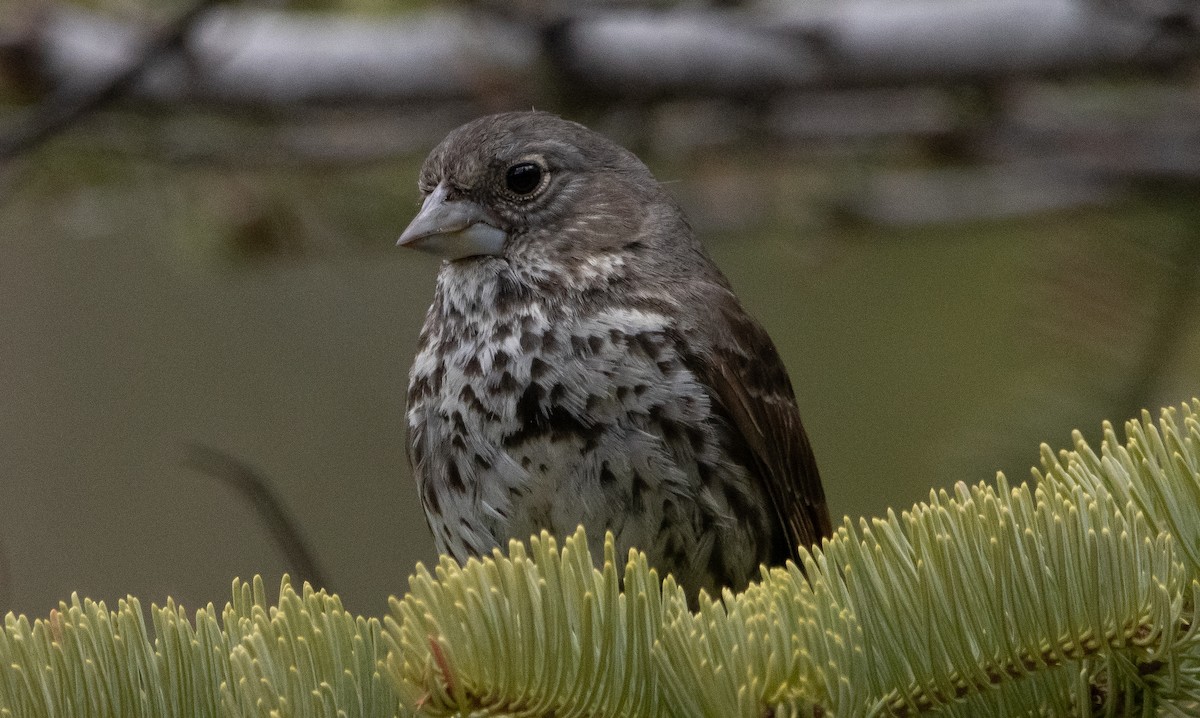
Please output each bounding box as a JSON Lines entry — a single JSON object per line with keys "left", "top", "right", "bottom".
{"left": 0, "top": 0, "right": 1197, "bottom": 618}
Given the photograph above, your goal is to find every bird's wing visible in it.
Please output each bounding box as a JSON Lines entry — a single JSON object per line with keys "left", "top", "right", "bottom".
{"left": 685, "top": 301, "right": 832, "bottom": 562}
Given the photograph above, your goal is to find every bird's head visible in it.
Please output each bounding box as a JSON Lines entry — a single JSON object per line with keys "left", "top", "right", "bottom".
{"left": 398, "top": 111, "right": 682, "bottom": 272}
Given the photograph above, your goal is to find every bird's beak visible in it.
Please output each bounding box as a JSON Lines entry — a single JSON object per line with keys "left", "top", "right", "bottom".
{"left": 397, "top": 182, "right": 507, "bottom": 260}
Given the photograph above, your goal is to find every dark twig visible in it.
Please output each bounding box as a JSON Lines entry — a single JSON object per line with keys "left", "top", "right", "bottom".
{"left": 0, "top": 531, "right": 12, "bottom": 612}
{"left": 1116, "top": 211, "right": 1200, "bottom": 422}
{"left": 0, "top": 0, "right": 221, "bottom": 161}
{"left": 185, "top": 443, "right": 329, "bottom": 591}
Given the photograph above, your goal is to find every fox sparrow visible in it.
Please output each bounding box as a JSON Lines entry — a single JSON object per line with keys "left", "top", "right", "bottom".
{"left": 399, "top": 111, "right": 830, "bottom": 598}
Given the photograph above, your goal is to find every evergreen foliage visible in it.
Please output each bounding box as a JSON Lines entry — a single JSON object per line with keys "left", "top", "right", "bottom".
{"left": 3, "top": 400, "right": 1199, "bottom": 716}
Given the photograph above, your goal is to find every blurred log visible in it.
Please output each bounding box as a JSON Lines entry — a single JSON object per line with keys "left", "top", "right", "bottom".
{"left": 557, "top": 0, "right": 1196, "bottom": 97}
{"left": 762, "top": 0, "right": 1197, "bottom": 83}
{"left": 849, "top": 161, "right": 1118, "bottom": 225}
{"left": 767, "top": 88, "right": 959, "bottom": 140}
{"left": 9, "top": 0, "right": 1198, "bottom": 107}
{"left": 20, "top": 7, "right": 539, "bottom": 105}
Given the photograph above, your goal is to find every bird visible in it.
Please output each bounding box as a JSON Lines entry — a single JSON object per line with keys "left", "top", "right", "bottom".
{"left": 399, "top": 111, "right": 830, "bottom": 599}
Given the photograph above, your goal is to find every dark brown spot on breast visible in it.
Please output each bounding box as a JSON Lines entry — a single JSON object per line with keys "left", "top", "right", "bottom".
{"left": 665, "top": 539, "right": 689, "bottom": 576}
{"left": 422, "top": 483, "right": 440, "bottom": 514}
{"left": 459, "top": 384, "right": 500, "bottom": 421}
{"left": 494, "top": 273, "right": 528, "bottom": 309}
{"left": 707, "top": 542, "right": 735, "bottom": 592}
{"left": 408, "top": 375, "right": 430, "bottom": 402}
{"left": 722, "top": 480, "right": 756, "bottom": 519}
{"left": 505, "top": 385, "right": 604, "bottom": 449}
{"left": 697, "top": 506, "right": 716, "bottom": 535}
{"left": 629, "top": 471, "right": 648, "bottom": 515}
{"left": 490, "top": 371, "right": 519, "bottom": 395}
{"left": 446, "top": 462, "right": 466, "bottom": 493}
{"left": 513, "top": 383, "right": 546, "bottom": 427}
{"left": 599, "top": 462, "right": 616, "bottom": 485}
{"left": 659, "top": 418, "right": 683, "bottom": 443}
{"left": 634, "top": 332, "right": 662, "bottom": 358}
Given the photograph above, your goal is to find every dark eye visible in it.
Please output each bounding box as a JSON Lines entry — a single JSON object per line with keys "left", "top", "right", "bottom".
{"left": 505, "top": 163, "right": 543, "bottom": 196}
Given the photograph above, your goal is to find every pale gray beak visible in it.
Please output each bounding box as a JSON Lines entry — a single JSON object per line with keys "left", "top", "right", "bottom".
{"left": 397, "top": 182, "right": 507, "bottom": 260}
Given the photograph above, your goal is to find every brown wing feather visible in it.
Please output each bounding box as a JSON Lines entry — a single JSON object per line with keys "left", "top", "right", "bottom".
{"left": 690, "top": 303, "right": 832, "bottom": 562}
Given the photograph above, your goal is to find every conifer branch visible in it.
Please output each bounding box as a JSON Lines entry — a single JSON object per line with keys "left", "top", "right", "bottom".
{"left": 2, "top": 399, "right": 1199, "bottom": 716}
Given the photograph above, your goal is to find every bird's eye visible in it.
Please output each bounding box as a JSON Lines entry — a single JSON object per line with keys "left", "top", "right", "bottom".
{"left": 504, "top": 162, "right": 544, "bottom": 196}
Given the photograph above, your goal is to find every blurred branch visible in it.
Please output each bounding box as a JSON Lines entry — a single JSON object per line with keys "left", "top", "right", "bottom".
{"left": 0, "top": 532, "right": 11, "bottom": 613}
{"left": 848, "top": 160, "right": 1117, "bottom": 225}
{"left": 1117, "top": 225, "right": 1200, "bottom": 421}
{"left": 186, "top": 444, "right": 329, "bottom": 591}
{"left": 0, "top": 0, "right": 221, "bottom": 161}
{"left": 13, "top": 5, "right": 539, "bottom": 108}
{"left": 5, "top": 0, "right": 1196, "bottom": 110}
{"left": 77, "top": 106, "right": 473, "bottom": 169}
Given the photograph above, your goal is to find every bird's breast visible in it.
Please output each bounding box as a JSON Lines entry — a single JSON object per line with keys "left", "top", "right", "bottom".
{"left": 407, "top": 285, "right": 716, "bottom": 538}
{"left": 410, "top": 297, "right": 688, "bottom": 451}
{"left": 406, "top": 280, "right": 774, "bottom": 594}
